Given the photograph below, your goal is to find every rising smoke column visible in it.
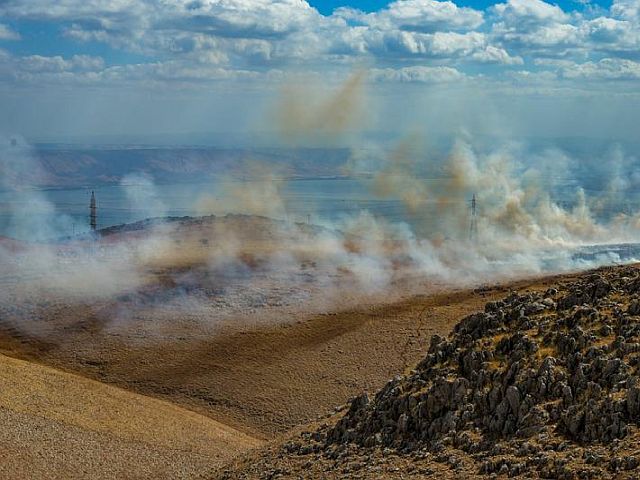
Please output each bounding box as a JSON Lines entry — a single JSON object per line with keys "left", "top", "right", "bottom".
{"left": 188, "top": 71, "right": 640, "bottom": 308}
{"left": 0, "top": 135, "right": 147, "bottom": 308}
{"left": 0, "top": 135, "right": 73, "bottom": 241}
{"left": 274, "top": 70, "right": 367, "bottom": 146}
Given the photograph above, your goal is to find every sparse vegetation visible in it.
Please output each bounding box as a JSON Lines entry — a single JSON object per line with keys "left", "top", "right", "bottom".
{"left": 220, "top": 265, "right": 640, "bottom": 479}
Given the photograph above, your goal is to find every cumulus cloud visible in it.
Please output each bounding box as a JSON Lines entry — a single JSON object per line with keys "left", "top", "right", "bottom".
{"left": 490, "top": 0, "right": 640, "bottom": 59}
{"left": 492, "top": 0, "right": 569, "bottom": 27}
{"left": 370, "top": 65, "right": 464, "bottom": 83}
{"left": 611, "top": 0, "right": 640, "bottom": 20}
{"left": 508, "top": 69, "right": 558, "bottom": 82}
{"left": 529, "top": 56, "right": 640, "bottom": 81}
{"left": 561, "top": 57, "right": 640, "bottom": 80}
{"left": 0, "top": 49, "right": 260, "bottom": 88}
{"left": 0, "top": 1, "right": 499, "bottom": 70}
{"left": 490, "top": 0, "right": 580, "bottom": 52}
{"left": 0, "top": 0, "right": 639, "bottom": 91}
{"left": 0, "top": 23, "right": 20, "bottom": 40}
{"left": 18, "top": 54, "right": 105, "bottom": 73}
{"left": 471, "top": 45, "right": 524, "bottom": 65}
{"left": 360, "top": 0, "right": 484, "bottom": 32}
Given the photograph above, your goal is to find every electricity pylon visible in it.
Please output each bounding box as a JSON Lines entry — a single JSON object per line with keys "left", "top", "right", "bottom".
{"left": 90, "top": 191, "right": 97, "bottom": 231}
{"left": 469, "top": 193, "right": 478, "bottom": 241}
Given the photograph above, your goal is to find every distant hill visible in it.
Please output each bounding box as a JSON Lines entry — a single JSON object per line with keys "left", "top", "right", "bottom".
{"left": 29, "top": 146, "right": 353, "bottom": 187}
{"left": 21, "top": 136, "right": 640, "bottom": 191}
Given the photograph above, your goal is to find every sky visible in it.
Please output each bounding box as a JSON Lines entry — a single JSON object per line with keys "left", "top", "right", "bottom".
{"left": 0, "top": 0, "right": 639, "bottom": 143}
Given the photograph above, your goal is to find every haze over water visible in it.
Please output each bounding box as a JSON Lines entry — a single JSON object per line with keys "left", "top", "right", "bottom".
{"left": 0, "top": 175, "right": 631, "bottom": 240}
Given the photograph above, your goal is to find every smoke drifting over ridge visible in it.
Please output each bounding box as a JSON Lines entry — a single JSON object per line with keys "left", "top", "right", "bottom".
{"left": 1, "top": 76, "right": 640, "bottom": 341}
{"left": 274, "top": 70, "right": 367, "bottom": 146}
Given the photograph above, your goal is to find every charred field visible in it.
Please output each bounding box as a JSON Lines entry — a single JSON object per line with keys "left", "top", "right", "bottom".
{"left": 1, "top": 214, "right": 640, "bottom": 478}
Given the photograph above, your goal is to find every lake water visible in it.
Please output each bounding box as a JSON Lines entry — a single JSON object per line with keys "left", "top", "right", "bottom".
{"left": 0, "top": 178, "right": 425, "bottom": 240}
{"left": 3, "top": 177, "right": 640, "bottom": 272}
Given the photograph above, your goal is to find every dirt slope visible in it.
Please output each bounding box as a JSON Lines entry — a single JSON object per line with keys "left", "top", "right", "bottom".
{"left": 0, "top": 272, "right": 575, "bottom": 441}
{"left": 5, "top": 284, "right": 528, "bottom": 439}
{"left": 217, "top": 265, "right": 640, "bottom": 479}
{"left": 0, "top": 215, "right": 582, "bottom": 440}
{"left": 0, "top": 353, "right": 261, "bottom": 480}
{"left": 0, "top": 231, "right": 588, "bottom": 479}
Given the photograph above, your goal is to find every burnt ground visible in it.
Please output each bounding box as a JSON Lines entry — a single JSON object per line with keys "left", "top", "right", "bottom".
{"left": 0, "top": 214, "right": 544, "bottom": 440}
{"left": 2, "top": 215, "right": 636, "bottom": 478}
{"left": 0, "top": 259, "right": 577, "bottom": 479}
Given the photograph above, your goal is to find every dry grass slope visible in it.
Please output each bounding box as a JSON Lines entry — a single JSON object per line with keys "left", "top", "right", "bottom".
{"left": 0, "top": 353, "right": 261, "bottom": 480}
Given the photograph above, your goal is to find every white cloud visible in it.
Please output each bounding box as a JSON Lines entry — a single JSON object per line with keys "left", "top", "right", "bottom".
{"left": 490, "top": 0, "right": 580, "bottom": 53}
{"left": 582, "top": 16, "right": 640, "bottom": 52}
{"left": 508, "top": 69, "right": 558, "bottom": 82}
{"left": 492, "top": 0, "right": 569, "bottom": 26}
{"left": 472, "top": 45, "right": 524, "bottom": 65}
{"left": 525, "top": 57, "right": 640, "bottom": 82}
{"left": 611, "top": 0, "right": 640, "bottom": 20}
{"left": 366, "top": 0, "right": 484, "bottom": 32}
{"left": 370, "top": 65, "right": 464, "bottom": 83}
{"left": 490, "top": 0, "right": 640, "bottom": 58}
{"left": 0, "top": 0, "right": 639, "bottom": 90}
{"left": 0, "top": 0, "right": 490, "bottom": 65}
{"left": 561, "top": 57, "right": 640, "bottom": 79}
{"left": 0, "top": 23, "right": 20, "bottom": 40}
{"left": 0, "top": 48, "right": 266, "bottom": 88}
{"left": 428, "top": 31, "right": 485, "bottom": 56}
{"left": 17, "top": 54, "right": 104, "bottom": 73}
{"left": 515, "top": 23, "right": 580, "bottom": 47}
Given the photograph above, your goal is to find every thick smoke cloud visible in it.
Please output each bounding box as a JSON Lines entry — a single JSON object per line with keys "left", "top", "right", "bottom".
{"left": 2, "top": 95, "right": 640, "bottom": 342}
{"left": 0, "top": 136, "right": 146, "bottom": 338}
{"left": 0, "top": 135, "right": 72, "bottom": 241}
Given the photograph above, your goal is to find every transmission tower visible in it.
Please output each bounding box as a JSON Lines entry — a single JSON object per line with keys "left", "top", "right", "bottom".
{"left": 469, "top": 193, "right": 478, "bottom": 241}
{"left": 90, "top": 190, "right": 97, "bottom": 231}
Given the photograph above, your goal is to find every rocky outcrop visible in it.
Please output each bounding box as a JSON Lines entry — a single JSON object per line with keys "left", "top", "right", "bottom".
{"left": 323, "top": 266, "right": 640, "bottom": 478}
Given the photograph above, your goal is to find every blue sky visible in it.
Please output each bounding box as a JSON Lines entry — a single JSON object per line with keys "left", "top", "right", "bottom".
{"left": 1, "top": 0, "right": 619, "bottom": 62}
{"left": 0, "top": 20, "right": 149, "bottom": 64}
{"left": 0, "top": 0, "right": 638, "bottom": 141}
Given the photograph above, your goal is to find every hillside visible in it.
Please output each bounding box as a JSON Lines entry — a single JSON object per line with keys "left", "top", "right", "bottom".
{"left": 217, "top": 265, "right": 640, "bottom": 479}
{"left": 3, "top": 215, "right": 640, "bottom": 478}
{"left": 0, "top": 353, "right": 261, "bottom": 480}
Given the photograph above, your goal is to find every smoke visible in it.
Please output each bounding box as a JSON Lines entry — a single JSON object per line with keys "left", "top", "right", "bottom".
{"left": 194, "top": 164, "right": 287, "bottom": 220}
{"left": 452, "top": 143, "right": 605, "bottom": 247}
{"left": 0, "top": 137, "right": 154, "bottom": 338}
{"left": 273, "top": 70, "right": 367, "bottom": 146}
{"left": 3, "top": 106, "right": 640, "bottom": 344}
{"left": 121, "top": 172, "right": 167, "bottom": 220}
{"left": 0, "top": 135, "right": 73, "bottom": 241}
{"left": 372, "top": 135, "right": 430, "bottom": 215}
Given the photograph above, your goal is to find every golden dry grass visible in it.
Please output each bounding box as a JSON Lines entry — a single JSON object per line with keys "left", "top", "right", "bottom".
{"left": 0, "top": 353, "right": 261, "bottom": 479}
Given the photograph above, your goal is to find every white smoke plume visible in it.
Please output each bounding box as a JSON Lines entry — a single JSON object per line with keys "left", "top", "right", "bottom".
{"left": 2, "top": 116, "right": 640, "bottom": 343}
{"left": 0, "top": 135, "right": 73, "bottom": 241}
{"left": 121, "top": 172, "right": 168, "bottom": 220}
